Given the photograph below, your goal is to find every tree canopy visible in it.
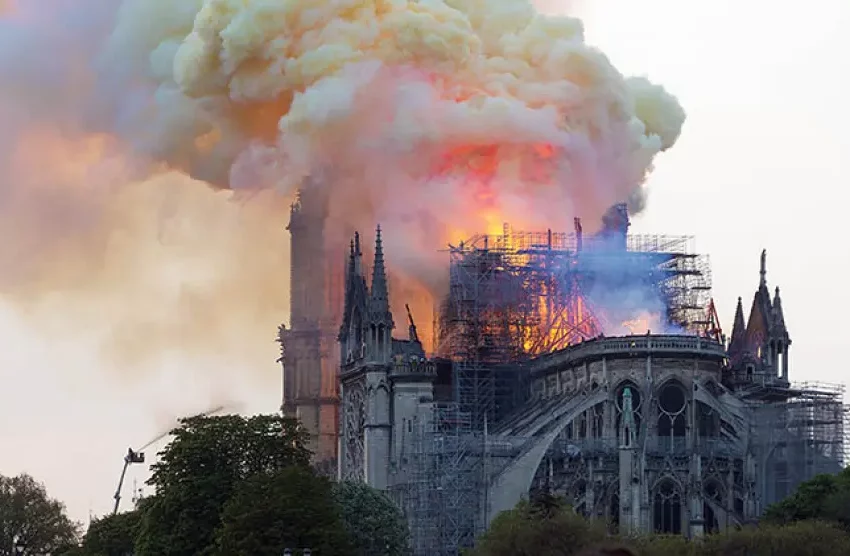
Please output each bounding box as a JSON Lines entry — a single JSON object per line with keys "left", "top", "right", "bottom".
{"left": 81, "top": 508, "right": 142, "bottom": 556}
{"left": 763, "top": 466, "right": 850, "bottom": 529}
{"left": 0, "top": 473, "right": 79, "bottom": 556}
{"left": 134, "top": 413, "right": 311, "bottom": 555}
{"left": 470, "top": 493, "right": 606, "bottom": 556}
{"left": 332, "top": 480, "right": 410, "bottom": 556}
{"left": 215, "top": 466, "right": 351, "bottom": 555}
{"left": 474, "top": 485, "right": 850, "bottom": 556}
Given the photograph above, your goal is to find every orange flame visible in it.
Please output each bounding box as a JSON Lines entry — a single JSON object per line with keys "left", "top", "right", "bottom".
{"left": 437, "top": 142, "right": 560, "bottom": 241}
{"left": 619, "top": 311, "right": 664, "bottom": 335}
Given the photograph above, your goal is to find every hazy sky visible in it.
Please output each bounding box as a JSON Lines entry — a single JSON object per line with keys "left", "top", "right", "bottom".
{"left": 0, "top": 0, "right": 847, "bottom": 526}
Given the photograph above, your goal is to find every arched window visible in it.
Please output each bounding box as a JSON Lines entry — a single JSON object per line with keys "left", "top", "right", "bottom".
{"left": 653, "top": 480, "right": 682, "bottom": 534}
{"left": 657, "top": 381, "right": 687, "bottom": 452}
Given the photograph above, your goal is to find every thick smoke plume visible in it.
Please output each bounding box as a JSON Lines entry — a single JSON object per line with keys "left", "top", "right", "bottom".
{"left": 0, "top": 0, "right": 684, "bottom": 368}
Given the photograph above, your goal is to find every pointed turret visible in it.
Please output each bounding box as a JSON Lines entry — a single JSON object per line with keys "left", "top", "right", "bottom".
{"left": 354, "top": 231, "right": 363, "bottom": 276}
{"left": 342, "top": 239, "right": 355, "bottom": 316}
{"left": 772, "top": 287, "right": 788, "bottom": 338}
{"left": 370, "top": 225, "right": 390, "bottom": 318}
{"left": 729, "top": 248, "right": 793, "bottom": 386}
{"left": 745, "top": 249, "right": 773, "bottom": 348}
{"left": 339, "top": 231, "right": 371, "bottom": 366}
{"left": 728, "top": 297, "right": 746, "bottom": 360}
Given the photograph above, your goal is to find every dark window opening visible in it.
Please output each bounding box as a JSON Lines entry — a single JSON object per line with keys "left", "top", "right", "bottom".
{"left": 653, "top": 481, "right": 682, "bottom": 534}
{"left": 609, "top": 492, "right": 620, "bottom": 533}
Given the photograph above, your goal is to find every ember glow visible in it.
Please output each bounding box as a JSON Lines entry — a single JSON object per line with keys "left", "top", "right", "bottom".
{"left": 618, "top": 311, "right": 666, "bottom": 336}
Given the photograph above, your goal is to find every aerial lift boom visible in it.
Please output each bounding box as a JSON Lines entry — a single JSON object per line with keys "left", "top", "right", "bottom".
{"left": 113, "top": 447, "right": 145, "bottom": 514}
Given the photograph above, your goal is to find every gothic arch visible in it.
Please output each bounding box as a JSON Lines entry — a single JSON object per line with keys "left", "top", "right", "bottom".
{"left": 487, "top": 388, "right": 609, "bottom": 523}
{"left": 613, "top": 380, "right": 644, "bottom": 438}
{"left": 656, "top": 380, "right": 688, "bottom": 452}
{"left": 652, "top": 478, "right": 683, "bottom": 534}
{"left": 649, "top": 473, "right": 685, "bottom": 495}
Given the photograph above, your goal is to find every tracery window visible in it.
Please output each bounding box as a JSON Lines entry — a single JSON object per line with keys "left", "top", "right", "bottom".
{"left": 657, "top": 381, "right": 687, "bottom": 452}
{"left": 653, "top": 480, "right": 682, "bottom": 534}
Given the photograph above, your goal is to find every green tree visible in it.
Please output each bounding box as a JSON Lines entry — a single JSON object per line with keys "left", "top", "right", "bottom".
{"left": 630, "top": 534, "right": 696, "bottom": 556}
{"left": 0, "top": 473, "right": 80, "bottom": 555}
{"left": 82, "top": 509, "right": 142, "bottom": 556}
{"left": 470, "top": 496, "right": 606, "bottom": 556}
{"left": 332, "top": 480, "right": 410, "bottom": 556}
{"left": 133, "top": 413, "right": 310, "bottom": 556}
{"left": 763, "top": 466, "right": 850, "bottom": 527}
{"left": 214, "top": 466, "right": 351, "bottom": 555}
{"left": 700, "top": 520, "right": 850, "bottom": 555}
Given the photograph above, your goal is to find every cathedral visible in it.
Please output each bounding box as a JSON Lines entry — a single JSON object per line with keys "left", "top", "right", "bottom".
{"left": 331, "top": 221, "right": 846, "bottom": 555}
{"left": 276, "top": 176, "right": 845, "bottom": 555}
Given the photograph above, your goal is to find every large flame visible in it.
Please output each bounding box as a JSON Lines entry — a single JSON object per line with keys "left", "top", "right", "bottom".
{"left": 0, "top": 0, "right": 684, "bottom": 370}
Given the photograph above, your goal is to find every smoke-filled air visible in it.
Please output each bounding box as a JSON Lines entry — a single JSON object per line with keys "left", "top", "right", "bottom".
{"left": 0, "top": 0, "right": 684, "bottom": 371}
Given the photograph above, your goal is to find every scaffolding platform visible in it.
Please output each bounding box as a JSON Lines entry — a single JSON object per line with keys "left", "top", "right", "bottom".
{"left": 390, "top": 404, "right": 484, "bottom": 556}
{"left": 749, "top": 381, "right": 847, "bottom": 506}
{"left": 438, "top": 223, "right": 714, "bottom": 430}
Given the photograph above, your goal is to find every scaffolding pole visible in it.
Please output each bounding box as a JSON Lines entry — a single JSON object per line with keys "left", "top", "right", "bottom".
{"left": 750, "top": 381, "right": 847, "bottom": 509}
{"left": 440, "top": 227, "right": 714, "bottom": 431}
{"left": 394, "top": 404, "right": 482, "bottom": 556}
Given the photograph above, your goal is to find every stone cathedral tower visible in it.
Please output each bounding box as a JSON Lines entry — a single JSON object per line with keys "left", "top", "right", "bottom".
{"left": 278, "top": 177, "right": 341, "bottom": 471}
{"left": 338, "top": 227, "right": 436, "bottom": 487}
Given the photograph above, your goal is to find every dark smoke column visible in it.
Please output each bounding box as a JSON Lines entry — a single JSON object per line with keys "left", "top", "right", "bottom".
{"left": 278, "top": 176, "right": 340, "bottom": 473}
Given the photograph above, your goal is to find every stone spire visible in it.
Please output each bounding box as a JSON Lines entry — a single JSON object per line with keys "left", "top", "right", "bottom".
{"left": 759, "top": 249, "right": 767, "bottom": 289}
{"left": 342, "top": 239, "right": 355, "bottom": 313}
{"left": 728, "top": 297, "right": 746, "bottom": 357}
{"left": 772, "top": 286, "right": 788, "bottom": 338}
{"left": 370, "top": 225, "right": 389, "bottom": 315}
{"left": 354, "top": 231, "right": 362, "bottom": 276}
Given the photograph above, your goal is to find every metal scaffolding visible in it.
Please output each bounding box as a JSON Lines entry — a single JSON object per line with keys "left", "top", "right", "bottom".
{"left": 391, "top": 404, "right": 482, "bottom": 556}
{"left": 438, "top": 223, "right": 714, "bottom": 429}
{"left": 749, "top": 381, "right": 848, "bottom": 508}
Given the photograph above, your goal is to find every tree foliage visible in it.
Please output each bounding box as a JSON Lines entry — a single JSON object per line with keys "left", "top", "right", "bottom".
{"left": 133, "top": 413, "right": 310, "bottom": 556}
{"left": 82, "top": 509, "right": 142, "bottom": 556}
{"left": 0, "top": 473, "right": 79, "bottom": 556}
{"left": 475, "top": 498, "right": 850, "bottom": 556}
{"left": 699, "top": 520, "right": 850, "bottom": 556}
{"left": 332, "top": 480, "right": 410, "bottom": 556}
{"left": 215, "top": 466, "right": 351, "bottom": 555}
{"left": 763, "top": 466, "right": 850, "bottom": 529}
{"left": 470, "top": 495, "right": 606, "bottom": 556}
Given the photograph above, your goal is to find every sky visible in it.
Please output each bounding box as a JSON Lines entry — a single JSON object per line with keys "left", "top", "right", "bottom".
{"left": 0, "top": 0, "right": 848, "bottom": 526}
